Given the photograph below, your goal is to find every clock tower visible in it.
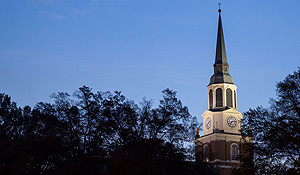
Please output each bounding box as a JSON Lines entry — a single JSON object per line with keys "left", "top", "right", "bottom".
{"left": 194, "top": 8, "right": 244, "bottom": 175}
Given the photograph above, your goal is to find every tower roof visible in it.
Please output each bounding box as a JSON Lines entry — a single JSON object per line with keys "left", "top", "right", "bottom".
{"left": 215, "top": 9, "right": 228, "bottom": 66}
{"left": 209, "top": 8, "right": 234, "bottom": 85}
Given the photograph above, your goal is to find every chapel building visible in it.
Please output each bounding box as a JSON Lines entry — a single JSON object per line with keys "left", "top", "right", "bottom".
{"left": 194, "top": 8, "right": 248, "bottom": 175}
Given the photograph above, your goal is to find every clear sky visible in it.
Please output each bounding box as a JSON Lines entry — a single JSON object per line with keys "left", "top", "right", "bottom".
{"left": 1, "top": 0, "right": 300, "bottom": 125}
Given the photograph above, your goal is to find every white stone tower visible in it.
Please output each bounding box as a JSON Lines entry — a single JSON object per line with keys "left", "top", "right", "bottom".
{"left": 194, "top": 7, "right": 244, "bottom": 175}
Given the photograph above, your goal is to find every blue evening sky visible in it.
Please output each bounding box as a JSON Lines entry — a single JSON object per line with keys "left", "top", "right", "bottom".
{"left": 1, "top": 0, "right": 299, "bottom": 125}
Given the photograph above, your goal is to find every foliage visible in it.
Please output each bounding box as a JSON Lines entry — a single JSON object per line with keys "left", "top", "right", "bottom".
{"left": 241, "top": 68, "right": 300, "bottom": 175}
{"left": 0, "top": 87, "right": 201, "bottom": 174}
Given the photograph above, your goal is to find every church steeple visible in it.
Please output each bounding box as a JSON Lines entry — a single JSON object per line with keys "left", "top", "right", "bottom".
{"left": 209, "top": 8, "right": 234, "bottom": 85}
{"left": 195, "top": 7, "right": 246, "bottom": 175}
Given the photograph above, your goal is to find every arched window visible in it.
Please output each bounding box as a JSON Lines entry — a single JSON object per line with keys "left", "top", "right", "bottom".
{"left": 231, "top": 144, "right": 239, "bottom": 160}
{"left": 216, "top": 88, "right": 223, "bottom": 107}
{"left": 203, "top": 145, "right": 209, "bottom": 162}
{"left": 209, "top": 89, "right": 213, "bottom": 109}
{"left": 226, "top": 88, "right": 233, "bottom": 107}
{"left": 234, "top": 90, "right": 237, "bottom": 108}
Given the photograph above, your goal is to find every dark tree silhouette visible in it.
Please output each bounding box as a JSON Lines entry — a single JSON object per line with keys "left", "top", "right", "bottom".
{"left": 105, "top": 89, "right": 197, "bottom": 175}
{"left": 0, "top": 87, "right": 202, "bottom": 175}
{"left": 241, "top": 67, "right": 300, "bottom": 175}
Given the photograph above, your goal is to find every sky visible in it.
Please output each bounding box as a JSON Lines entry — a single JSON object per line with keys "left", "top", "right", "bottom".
{"left": 1, "top": 0, "right": 300, "bottom": 127}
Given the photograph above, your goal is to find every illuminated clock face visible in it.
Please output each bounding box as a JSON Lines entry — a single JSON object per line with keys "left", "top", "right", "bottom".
{"left": 205, "top": 117, "right": 211, "bottom": 129}
{"left": 227, "top": 116, "right": 237, "bottom": 128}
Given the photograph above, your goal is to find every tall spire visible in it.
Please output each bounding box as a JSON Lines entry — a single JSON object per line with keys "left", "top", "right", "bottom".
{"left": 209, "top": 6, "right": 234, "bottom": 85}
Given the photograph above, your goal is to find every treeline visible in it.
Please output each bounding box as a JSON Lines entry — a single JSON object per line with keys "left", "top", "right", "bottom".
{"left": 2, "top": 68, "right": 299, "bottom": 175}
{"left": 0, "top": 87, "right": 202, "bottom": 175}
{"left": 235, "top": 68, "right": 300, "bottom": 175}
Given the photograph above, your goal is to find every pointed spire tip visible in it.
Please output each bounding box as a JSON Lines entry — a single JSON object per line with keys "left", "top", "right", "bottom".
{"left": 218, "top": 3, "right": 221, "bottom": 13}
